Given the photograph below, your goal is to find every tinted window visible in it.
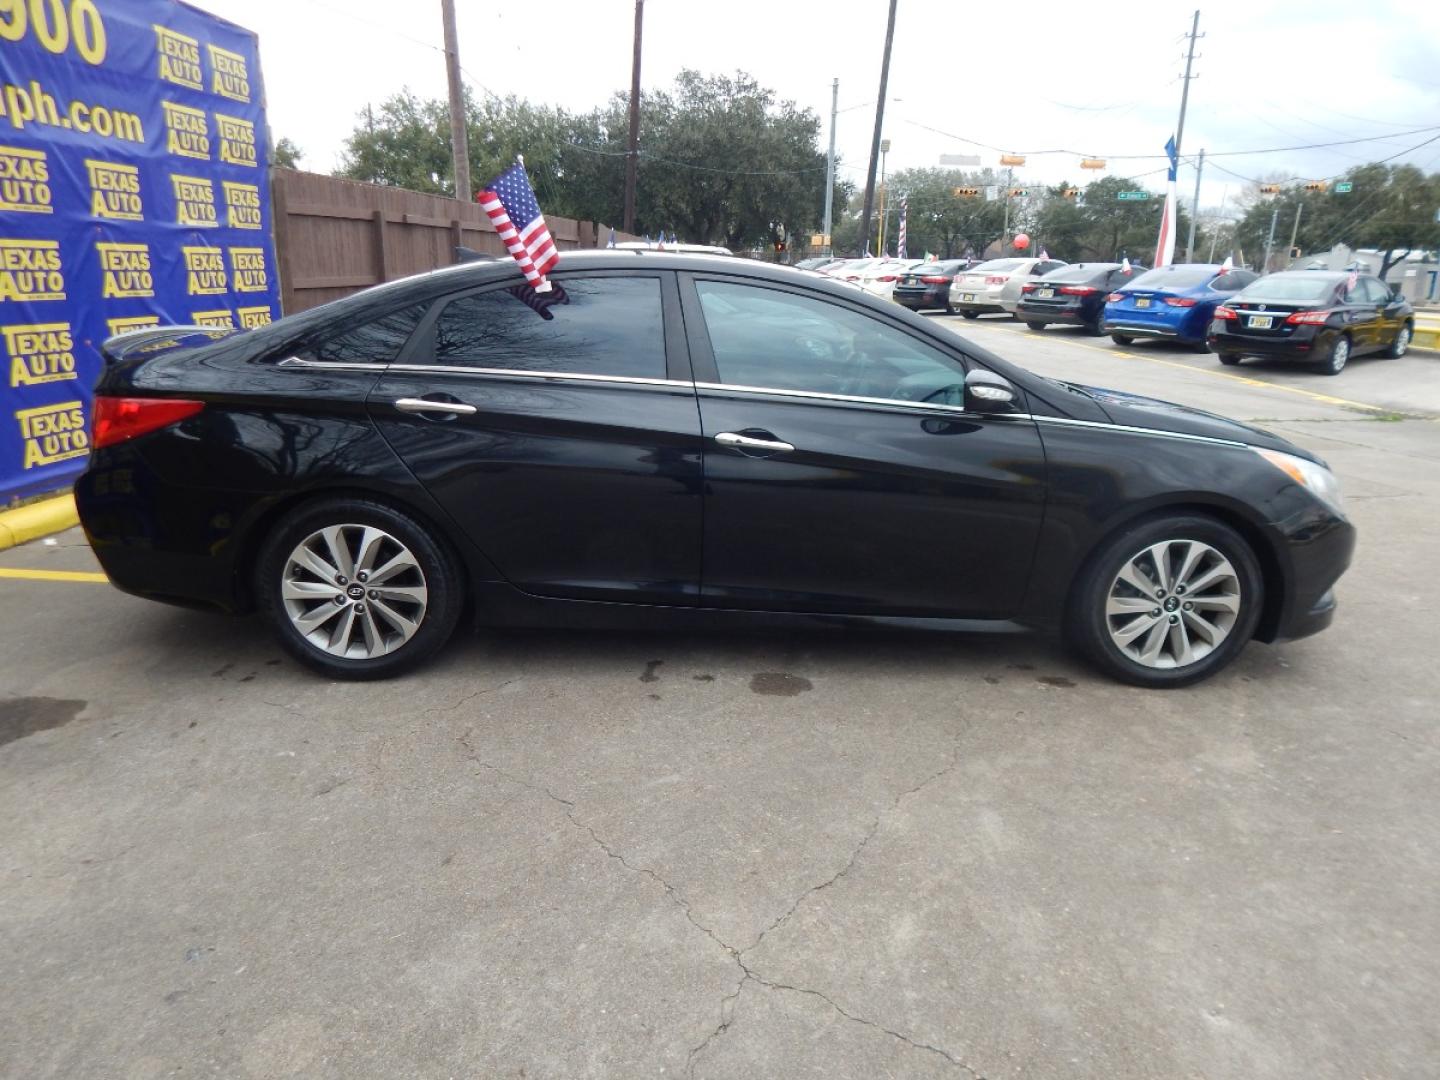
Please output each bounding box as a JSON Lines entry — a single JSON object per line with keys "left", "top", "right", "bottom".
{"left": 423, "top": 277, "right": 666, "bottom": 378}
{"left": 1210, "top": 271, "right": 1253, "bottom": 292}
{"left": 306, "top": 303, "right": 428, "bottom": 364}
{"left": 696, "top": 281, "right": 968, "bottom": 405}
{"left": 1127, "top": 267, "right": 1216, "bottom": 291}
{"left": 1041, "top": 264, "right": 1115, "bottom": 283}
{"left": 970, "top": 259, "right": 1025, "bottom": 273}
{"left": 1361, "top": 278, "right": 1391, "bottom": 304}
{"left": 1240, "top": 275, "right": 1340, "bottom": 302}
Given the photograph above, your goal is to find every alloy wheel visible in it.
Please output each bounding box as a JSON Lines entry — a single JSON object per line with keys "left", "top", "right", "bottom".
{"left": 1391, "top": 326, "right": 1410, "bottom": 357}
{"left": 281, "top": 524, "right": 428, "bottom": 659}
{"left": 1105, "top": 539, "right": 1241, "bottom": 670}
{"left": 1329, "top": 336, "right": 1350, "bottom": 373}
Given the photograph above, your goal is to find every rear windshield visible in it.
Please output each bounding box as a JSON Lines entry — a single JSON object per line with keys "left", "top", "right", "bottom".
{"left": 1239, "top": 275, "right": 1340, "bottom": 302}
{"left": 1040, "top": 264, "right": 1114, "bottom": 283}
{"left": 1126, "top": 267, "right": 1215, "bottom": 290}
{"left": 971, "top": 259, "right": 1024, "bottom": 272}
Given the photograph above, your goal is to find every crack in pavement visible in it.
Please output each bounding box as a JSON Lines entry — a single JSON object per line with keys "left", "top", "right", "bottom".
{"left": 429, "top": 679, "right": 518, "bottom": 716}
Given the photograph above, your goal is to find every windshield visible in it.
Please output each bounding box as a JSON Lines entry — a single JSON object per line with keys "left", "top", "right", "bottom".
{"left": 970, "top": 258, "right": 1024, "bottom": 273}
{"left": 1126, "top": 267, "right": 1216, "bottom": 291}
{"left": 1238, "top": 275, "right": 1340, "bottom": 302}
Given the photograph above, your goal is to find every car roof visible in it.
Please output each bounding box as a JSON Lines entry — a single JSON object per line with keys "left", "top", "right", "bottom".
{"left": 1261, "top": 269, "right": 1351, "bottom": 280}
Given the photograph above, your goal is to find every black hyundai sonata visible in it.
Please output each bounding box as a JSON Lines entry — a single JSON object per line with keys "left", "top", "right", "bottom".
{"left": 76, "top": 252, "right": 1354, "bottom": 687}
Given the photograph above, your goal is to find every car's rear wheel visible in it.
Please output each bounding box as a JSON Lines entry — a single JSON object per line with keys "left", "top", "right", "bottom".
{"left": 1217, "top": 352, "right": 1241, "bottom": 366}
{"left": 1317, "top": 333, "right": 1350, "bottom": 376}
{"left": 1025, "top": 321, "right": 1046, "bottom": 332}
{"left": 1110, "top": 333, "right": 1133, "bottom": 346}
{"left": 943, "top": 301, "right": 954, "bottom": 315}
{"left": 1068, "top": 515, "right": 1263, "bottom": 688}
{"left": 960, "top": 309, "right": 979, "bottom": 320}
{"left": 1188, "top": 338, "right": 1211, "bottom": 353}
{"left": 257, "top": 497, "right": 464, "bottom": 679}
{"left": 1083, "top": 317, "right": 1104, "bottom": 336}
{"left": 1386, "top": 322, "right": 1412, "bottom": 358}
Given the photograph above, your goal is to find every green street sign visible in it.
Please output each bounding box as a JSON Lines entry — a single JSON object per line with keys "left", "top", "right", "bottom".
{"left": 1117, "top": 191, "right": 1151, "bottom": 201}
{"left": 1334, "top": 181, "right": 1353, "bottom": 193}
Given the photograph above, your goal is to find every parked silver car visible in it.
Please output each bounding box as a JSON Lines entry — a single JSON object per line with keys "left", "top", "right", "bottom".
{"left": 950, "top": 257, "right": 1069, "bottom": 318}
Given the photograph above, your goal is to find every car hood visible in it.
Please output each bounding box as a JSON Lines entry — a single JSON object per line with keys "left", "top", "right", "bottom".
{"left": 1066, "top": 383, "right": 1317, "bottom": 461}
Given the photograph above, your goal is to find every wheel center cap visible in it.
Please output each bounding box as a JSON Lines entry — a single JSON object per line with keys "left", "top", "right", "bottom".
{"left": 1164, "top": 596, "right": 1180, "bottom": 612}
{"left": 347, "top": 585, "right": 365, "bottom": 600}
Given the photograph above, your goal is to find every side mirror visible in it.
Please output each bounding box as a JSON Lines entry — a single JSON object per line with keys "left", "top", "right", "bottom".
{"left": 964, "top": 369, "right": 1020, "bottom": 414}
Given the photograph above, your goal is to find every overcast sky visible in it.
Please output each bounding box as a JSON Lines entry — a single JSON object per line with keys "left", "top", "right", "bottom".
{"left": 192, "top": 0, "right": 1440, "bottom": 216}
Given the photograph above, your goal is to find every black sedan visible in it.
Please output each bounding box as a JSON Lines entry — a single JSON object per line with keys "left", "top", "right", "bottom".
{"left": 892, "top": 259, "right": 971, "bottom": 313}
{"left": 1016, "top": 263, "right": 1140, "bottom": 335}
{"left": 76, "top": 252, "right": 1354, "bottom": 688}
{"left": 1208, "top": 270, "right": 1415, "bottom": 375}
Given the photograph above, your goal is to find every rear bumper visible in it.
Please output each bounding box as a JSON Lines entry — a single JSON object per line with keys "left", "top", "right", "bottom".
{"left": 1103, "top": 316, "right": 1204, "bottom": 341}
{"left": 894, "top": 287, "right": 949, "bottom": 309}
{"left": 1207, "top": 324, "right": 1331, "bottom": 359}
{"left": 1019, "top": 302, "right": 1089, "bottom": 325}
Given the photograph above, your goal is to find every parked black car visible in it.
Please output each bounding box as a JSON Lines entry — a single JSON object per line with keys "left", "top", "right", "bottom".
{"left": 76, "top": 252, "right": 1354, "bottom": 687}
{"left": 1016, "top": 263, "right": 1140, "bottom": 335}
{"left": 1208, "top": 270, "right": 1414, "bottom": 375}
{"left": 892, "top": 259, "right": 971, "bottom": 313}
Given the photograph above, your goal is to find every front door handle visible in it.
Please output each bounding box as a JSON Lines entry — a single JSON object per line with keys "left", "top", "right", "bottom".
{"left": 395, "top": 397, "right": 476, "bottom": 417}
{"left": 715, "top": 431, "right": 795, "bottom": 453}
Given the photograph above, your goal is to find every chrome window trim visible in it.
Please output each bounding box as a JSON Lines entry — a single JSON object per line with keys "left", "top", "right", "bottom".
{"left": 278, "top": 356, "right": 387, "bottom": 372}
{"left": 693, "top": 380, "right": 978, "bottom": 417}
{"left": 279, "top": 356, "right": 688, "bottom": 389}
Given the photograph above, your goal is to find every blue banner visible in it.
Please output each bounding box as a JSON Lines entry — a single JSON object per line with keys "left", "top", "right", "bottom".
{"left": 0, "top": 0, "right": 278, "bottom": 500}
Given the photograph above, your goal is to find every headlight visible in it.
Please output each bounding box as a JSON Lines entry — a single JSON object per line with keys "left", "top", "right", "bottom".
{"left": 1254, "top": 447, "right": 1345, "bottom": 515}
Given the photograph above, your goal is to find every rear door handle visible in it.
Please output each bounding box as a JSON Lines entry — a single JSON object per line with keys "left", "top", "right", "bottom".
{"left": 715, "top": 431, "right": 795, "bottom": 453}
{"left": 395, "top": 397, "right": 476, "bottom": 416}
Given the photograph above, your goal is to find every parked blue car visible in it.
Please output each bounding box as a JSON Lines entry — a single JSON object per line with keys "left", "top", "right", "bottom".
{"left": 1103, "top": 264, "right": 1258, "bottom": 350}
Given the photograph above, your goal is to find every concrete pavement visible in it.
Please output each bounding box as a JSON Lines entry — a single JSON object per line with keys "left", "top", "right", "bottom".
{"left": 2, "top": 322, "right": 1438, "bottom": 1078}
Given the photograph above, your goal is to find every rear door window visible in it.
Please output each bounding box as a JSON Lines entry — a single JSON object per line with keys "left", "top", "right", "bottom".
{"left": 1360, "top": 278, "right": 1391, "bottom": 304}
{"left": 301, "top": 303, "right": 430, "bottom": 364}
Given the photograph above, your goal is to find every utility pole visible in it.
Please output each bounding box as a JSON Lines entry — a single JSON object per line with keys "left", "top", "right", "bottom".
{"left": 858, "top": 0, "right": 898, "bottom": 257}
{"left": 823, "top": 78, "right": 838, "bottom": 252}
{"left": 439, "top": 0, "right": 470, "bottom": 201}
{"left": 623, "top": 0, "right": 644, "bottom": 234}
{"left": 1174, "top": 10, "right": 1201, "bottom": 164}
{"left": 1262, "top": 204, "right": 1279, "bottom": 273}
{"left": 878, "top": 139, "right": 891, "bottom": 255}
{"left": 1001, "top": 167, "right": 1013, "bottom": 253}
{"left": 1207, "top": 184, "right": 1229, "bottom": 261}
{"left": 1285, "top": 202, "right": 1304, "bottom": 267}
{"left": 1186, "top": 148, "right": 1204, "bottom": 262}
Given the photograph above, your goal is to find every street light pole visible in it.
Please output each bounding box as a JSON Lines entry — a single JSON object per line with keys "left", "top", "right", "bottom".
{"left": 857, "top": 0, "right": 898, "bottom": 257}
{"left": 1286, "top": 202, "right": 1304, "bottom": 267}
{"left": 1186, "top": 148, "right": 1204, "bottom": 262}
{"left": 878, "top": 139, "right": 890, "bottom": 255}
{"left": 823, "top": 78, "right": 837, "bottom": 252}
{"left": 1262, "top": 204, "right": 1279, "bottom": 272}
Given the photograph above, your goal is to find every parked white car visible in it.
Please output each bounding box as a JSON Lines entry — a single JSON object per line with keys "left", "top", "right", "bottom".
{"left": 858, "top": 258, "right": 924, "bottom": 300}
{"left": 950, "top": 257, "right": 1069, "bottom": 318}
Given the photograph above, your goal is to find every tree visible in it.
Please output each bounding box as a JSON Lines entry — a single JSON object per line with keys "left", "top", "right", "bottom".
{"left": 883, "top": 168, "right": 1007, "bottom": 258}
{"left": 272, "top": 137, "right": 303, "bottom": 170}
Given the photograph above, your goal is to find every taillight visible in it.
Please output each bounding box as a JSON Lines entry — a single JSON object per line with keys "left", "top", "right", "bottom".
{"left": 92, "top": 397, "right": 204, "bottom": 449}
{"left": 1021, "top": 284, "right": 1036, "bottom": 294}
{"left": 877, "top": 275, "right": 898, "bottom": 282}
{"left": 1105, "top": 292, "right": 1124, "bottom": 303}
{"left": 986, "top": 275, "right": 1007, "bottom": 285}
{"left": 1285, "top": 308, "right": 1334, "bottom": 325}
{"left": 1164, "top": 296, "right": 1198, "bottom": 307}
{"left": 920, "top": 275, "right": 948, "bottom": 284}
{"left": 1212, "top": 306, "right": 1238, "bottom": 321}
{"left": 1060, "top": 285, "right": 1097, "bottom": 296}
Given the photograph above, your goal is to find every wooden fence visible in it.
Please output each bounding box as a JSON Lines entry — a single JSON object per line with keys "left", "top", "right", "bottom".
{"left": 269, "top": 169, "right": 639, "bottom": 314}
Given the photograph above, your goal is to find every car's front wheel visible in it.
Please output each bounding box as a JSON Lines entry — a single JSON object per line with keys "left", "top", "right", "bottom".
{"left": 1217, "top": 352, "right": 1242, "bottom": 365}
{"left": 1386, "top": 322, "right": 1412, "bottom": 358}
{"left": 256, "top": 497, "right": 464, "bottom": 679}
{"left": 1068, "top": 515, "right": 1264, "bottom": 688}
{"left": 960, "top": 309, "right": 979, "bottom": 320}
{"left": 1110, "top": 333, "right": 1133, "bottom": 346}
{"left": 1025, "top": 321, "right": 1046, "bottom": 332}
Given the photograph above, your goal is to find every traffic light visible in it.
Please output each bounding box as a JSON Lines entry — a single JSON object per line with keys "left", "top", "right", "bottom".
{"left": 1304, "top": 181, "right": 1327, "bottom": 193}
{"left": 1008, "top": 187, "right": 1029, "bottom": 198}
{"left": 1061, "top": 188, "right": 1080, "bottom": 200}
{"left": 953, "top": 186, "right": 980, "bottom": 198}
{"left": 1259, "top": 183, "right": 1281, "bottom": 195}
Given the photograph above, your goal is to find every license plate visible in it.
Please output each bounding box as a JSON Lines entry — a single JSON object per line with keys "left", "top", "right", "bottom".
{"left": 1135, "top": 297, "right": 1151, "bottom": 308}
{"left": 1037, "top": 288, "right": 1055, "bottom": 298}
{"left": 960, "top": 293, "right": 974, "bottom": 302}
{"left": 1247, "top": 315, "right": 1273, "bottom": 329}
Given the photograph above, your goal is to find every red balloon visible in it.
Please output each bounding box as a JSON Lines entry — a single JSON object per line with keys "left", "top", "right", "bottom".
{"left": 1013, "top": 233, "right": 1031, "bottom": 251}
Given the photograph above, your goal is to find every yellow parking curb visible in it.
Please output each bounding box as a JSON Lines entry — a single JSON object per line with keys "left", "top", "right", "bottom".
{"left": 0, "top": 492, "right": 79, "bottom": 551}
{"left": 0, "top": 568, "right": 107, "bottom": 583}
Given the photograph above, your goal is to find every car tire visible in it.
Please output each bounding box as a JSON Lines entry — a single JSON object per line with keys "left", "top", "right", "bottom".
{"left": 1188, "top": 338, "right": 1211, "bottom": 353}
{"left": 1067, "top": 514, "right": 1264, "bottom": 689}
{"left": 1217, "top": 352, "right": 1242, "bottom": 366}
{"left": 1317, "top": 333, "right": 1351, "bottom": 376}
{"left": 1110, "top": 333, "right": 1134, "bottom": 346}
{"left": 960, "top": 310, "right": 979, "bottom": 320}
{"left": 256, "top": 497, "right": 464, "bottom": 680}
{"left": 1386, "top": 322, "right": 1412, "bottom": 358}
{"left": 944, "top": 302, "right": 955, "bottom": 315}
{"left": 1083, "top": 319, "right": 1104, "bottom": 336}
{"left": 1025, "top": 321, "right": 1046, "bottom": 332}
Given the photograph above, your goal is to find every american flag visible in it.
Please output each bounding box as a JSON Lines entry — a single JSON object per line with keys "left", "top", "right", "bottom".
{"left": 477, "top": 159, "right": 560, "bottom": 289}
{"left": 897, "top": 197, "right": 908, "bottom": 259}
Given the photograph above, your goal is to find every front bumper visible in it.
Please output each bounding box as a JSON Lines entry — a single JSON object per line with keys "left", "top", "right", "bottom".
{"left": 1264, "top": 512, "right": 1356, "bottom": 643}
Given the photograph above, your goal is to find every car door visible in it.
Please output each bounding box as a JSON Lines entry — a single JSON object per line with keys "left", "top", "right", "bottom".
{"left": 679, "top": 273, "right": 1048, "bottom": 618}
{"left": 1362, "top": 277, "right": 1401, "bottom": 350}
{"left": 1337, "top": 276, "right": 1381, "bottom": 353}
{"left": 366, "top": 271, "right": 704, "bottom": 604}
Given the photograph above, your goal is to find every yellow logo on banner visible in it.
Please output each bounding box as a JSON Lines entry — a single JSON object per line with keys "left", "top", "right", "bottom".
{"left": 207, "top": 44, "right": 251, "bottom": 103}
{"left": 154, "top": 26, "right": 203, "bottom": 90}
{"left": 162, "top": 101, "right": 210, "bottom": 160}
{"left": 222, "top": 180, "right": 261, "bottom": 229}
{"left": 15, "top": 400, "right": 87, "bottom": 469}
{"left": 237, "top": 305, "right": 272, "bottom": 329}
{"left": 192, "top": 309, "right": 235, "bottom": 329}
{"left": 213, "top": 113, "right": 256, "bottom": 167}
{"left": 229, "top": 247, "right": 267, "bottom": 292}
{"left": 171, "top": 175, "right": 218, "bottom": 227}
{"left": 0, "top": 239, "right": 64, "bottom": 302}
{"left": 107, "top": 314, "right": 160, "bottom": 338}
{"left": 182, "top": 245, "right": 226, "bottom": 294}
{"left": 4, "top": 322, "right": 75, "bottom": 387}
{"left": 85, "top": 159, "right": 143, "bottom": 221}
{"left": 0, "top": 146, "right": 52, "bottom": 214}
{"left": 97, "top": 242, "right": 154, "bottom": 299}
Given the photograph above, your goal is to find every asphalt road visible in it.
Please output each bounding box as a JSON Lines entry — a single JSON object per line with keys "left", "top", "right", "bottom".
{"left": 3, "top": 323, "right": 1438, "bottom": 1079}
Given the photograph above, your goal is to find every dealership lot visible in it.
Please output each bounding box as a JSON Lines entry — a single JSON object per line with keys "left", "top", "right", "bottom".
{"left": 2, "top": 327, "right": 1438, "bottom": 1078}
